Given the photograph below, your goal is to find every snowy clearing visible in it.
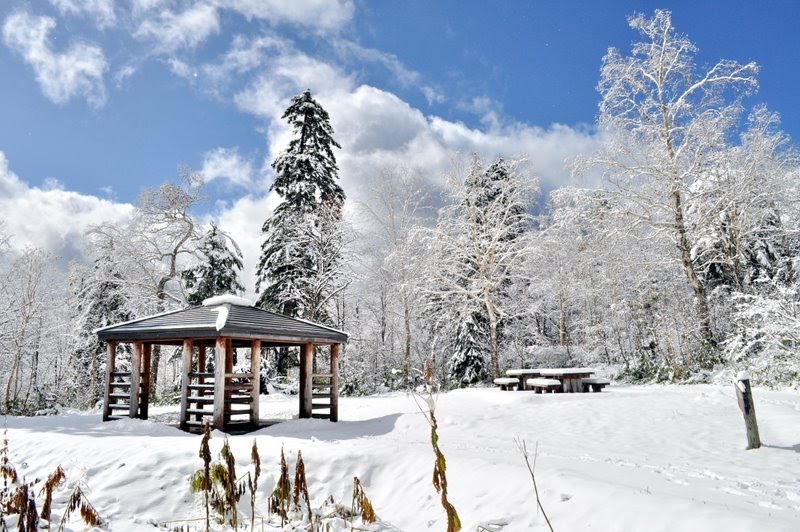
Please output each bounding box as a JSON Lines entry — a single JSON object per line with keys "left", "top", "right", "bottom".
{"left": 4, "top": 385, "right": 800, "bottom": 531}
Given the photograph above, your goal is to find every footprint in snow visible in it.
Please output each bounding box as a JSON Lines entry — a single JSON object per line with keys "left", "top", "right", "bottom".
{"left": 720, "top": 486, "right": 746, "bottom": 496}
{"left": 560, "top": 493, "right": 572, "bottom": 502}
{"left": 758, "top": 500, "right": 783, "bottom": 510}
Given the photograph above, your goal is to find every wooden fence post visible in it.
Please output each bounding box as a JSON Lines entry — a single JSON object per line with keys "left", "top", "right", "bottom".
{"left": 735, "top": 371, "right": 761, "bottom": 450}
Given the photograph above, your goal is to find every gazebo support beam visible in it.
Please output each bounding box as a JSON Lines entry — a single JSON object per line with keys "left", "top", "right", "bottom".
{"left": 213, "top": 337, "right": 227, "bottom": 430}
{"left": 130, "top": 341, "right": 142, "bottom": 419}
{"left": 102, "top": 341, "right": 117, "bottom": 421}
{"left": 330, "top": 343, "right": 340, "bottom": 422}
{"left": 250, "top": 339, "right": 261, "bottom": 426}
{"left": 179, "top": 339, "right": 193, "bottom": 431}
{"left": 299, "top": 343, "right": 313, "bottom": 418}
{"left": 140, "top": 343, "right": 152, "bottom": 419}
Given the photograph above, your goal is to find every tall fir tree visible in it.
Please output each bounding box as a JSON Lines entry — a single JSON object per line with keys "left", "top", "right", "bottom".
{"left": 182, "top": 224, "right": 245, "bottom": 306}
{"left": 430, "top": 155, "right": 532, "bottom": 382}
{"left": 255, "top": 90, "right": 346, "bottom": 374}
{"left": 255, "top": 89, "right": 345, "bottom": 318}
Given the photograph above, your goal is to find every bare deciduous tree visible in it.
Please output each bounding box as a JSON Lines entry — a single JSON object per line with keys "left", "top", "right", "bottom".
{"left": 578, "top": 9, "right": 759, "bottom": 349}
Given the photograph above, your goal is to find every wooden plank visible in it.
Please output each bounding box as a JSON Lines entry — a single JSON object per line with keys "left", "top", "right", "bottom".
{"left": 330, "top": 343, "right": 340, "bottom": 422}
{"left": 299, "top": 343, "right": 313, "bottom": 419}
{"left": 140, "top": 343, "right": 152, "bottom": 419}
{"left": 179, "top": 339, "right": 193, "bottom": 431}
{"left": 735, "top": 374, "right": 761, "bottom": 449}
{"left": 213, "top": 337, "right": 227, "bottom": 430}
{"left": 130, "top": 341, "right": 142, "bottom": 418}
{"left": 250, "top": 339, "right": 261, "bottom": 426}
{"left": 102, "top": 341, "right": 117, "bottom": 422}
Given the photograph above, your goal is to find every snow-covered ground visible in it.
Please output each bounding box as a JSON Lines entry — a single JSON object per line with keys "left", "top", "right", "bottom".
{"left": 3, "top": 385, "right": 800, "bottom": 531}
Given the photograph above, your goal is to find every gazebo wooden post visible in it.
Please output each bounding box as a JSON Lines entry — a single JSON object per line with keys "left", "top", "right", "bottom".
{"left": 250, "top": 340, "right": 261, "bottom": 426}
{"left": 330, "top": 343, "right": 340, "bottom": 422}
{"left": 299, "top": 343, "right": 313, "bottom": 418}
{"left": 130, "top": 341, "right": 143, "bottom": 419}
{"left": 102, "top": 341, "right": 117, "bottom": 421}
{"left": 196, "top": 343, "right": 207, "bottom": 423}
{"left": 213, "top": 337, "right": 227, "bottom": 430}
{"left": 140, "top": 343, "right": 152, "bottom": 419}
{"left": 179, "top": 339, "right": 193, "bottom": 431}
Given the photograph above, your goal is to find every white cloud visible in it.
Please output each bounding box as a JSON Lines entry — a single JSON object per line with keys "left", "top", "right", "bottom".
{"left": 333, "top": 40, "right": 421, "bottom": 87}
{"left": 2, "top": 11, "right": 108, "bottom": 107}
{"left": 200, "top": 147, "right": 255, "bottom": 188}
{"left": 221, "top": 0, "right": 354, "bottom": 34}
{"left": 0, "top": 152, "right": 133, "bottom": 260}
{"left": 422, "top": 86, "right": 446, "bottom": 105}
{"left": 134, "top": 3, "right": 220, "bottom": 52}
{"left": 49, "top": 0, "right": 116, "bottom": 29}
{"left": 215, "top": 71, "right": 600, "bottom": 291}
{"left": 113, "top": 64, "right": 137, "bottom": 87}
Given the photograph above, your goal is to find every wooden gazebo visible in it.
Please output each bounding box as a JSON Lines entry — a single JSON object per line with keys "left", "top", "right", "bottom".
{"left": 95, "top": 295, "right": 347, "bottom": 432}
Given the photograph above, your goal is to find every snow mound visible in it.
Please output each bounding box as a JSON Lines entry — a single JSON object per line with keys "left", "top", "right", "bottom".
{"left": 202, "top": 294, "right": 254, "bottom": 307}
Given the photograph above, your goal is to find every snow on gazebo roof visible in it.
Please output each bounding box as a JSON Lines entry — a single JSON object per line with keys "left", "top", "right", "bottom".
{"left": 95, "top": 294, "right": 348, "bottom": 345}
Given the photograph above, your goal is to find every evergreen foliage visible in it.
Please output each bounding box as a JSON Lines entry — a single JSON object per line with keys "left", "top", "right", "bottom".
{"left": 69, "top": 251, "right": 132, "bottom": 408}
{"left": 448, "top": 311, "right": 488, "bottom": 385}
{"left": 182, "top": 224, "right": 245, "bottom": 306}
{"left": 430, "top": 155, "right": 532, "bottom": 383}
{"left": 255, "top": 89, "right": 346, "bottom": 324}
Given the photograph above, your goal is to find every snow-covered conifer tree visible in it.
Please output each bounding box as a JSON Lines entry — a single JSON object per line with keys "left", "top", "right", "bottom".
{"left": 255, "top": 90, "right": 346, "bottom": 375}
{"left": 182, "top": 223, "right": 245, "bottom": 306}
{"left": 255, "top": 90, "right": 346, "bottom": 320}
{"left": 429, "top": 156, "right": 534, "bottom": 381}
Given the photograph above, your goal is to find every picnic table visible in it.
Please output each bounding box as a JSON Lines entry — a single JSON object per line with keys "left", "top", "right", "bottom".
{"left": 505, "top": 367, "right": 597, "bottom": 393}
{"left": 505, "top": 368, "right": 542, "bottom": 391}
{"left": 538, "top": 368, "right": 596, "bottom": 393}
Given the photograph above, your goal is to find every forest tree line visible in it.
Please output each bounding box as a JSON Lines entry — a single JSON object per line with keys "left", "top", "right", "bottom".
{"left": 1, "top": 10, "right": 798, "bottom": 414}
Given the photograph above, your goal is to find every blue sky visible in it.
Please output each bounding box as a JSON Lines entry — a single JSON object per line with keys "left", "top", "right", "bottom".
{"left": 1, "top": 1, "right": 798, "bottom": 279}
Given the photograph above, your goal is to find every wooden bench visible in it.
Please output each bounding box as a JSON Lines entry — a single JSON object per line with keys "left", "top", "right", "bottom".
{"left": 526, "top": 378, "right": 562, "bottom": 394}
{"left": 493, "top": 377, "right": 519, "bottom": 391}
{"left": 581, "top": 377, "right": 610, "bottom": 393}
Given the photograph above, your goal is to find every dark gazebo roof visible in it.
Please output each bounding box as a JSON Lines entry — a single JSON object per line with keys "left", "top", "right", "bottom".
{"left": 96, "top": 297, "right": 348, "bottom": 345}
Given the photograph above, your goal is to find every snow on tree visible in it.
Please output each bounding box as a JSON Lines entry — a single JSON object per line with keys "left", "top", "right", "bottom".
{"left": 181, "top": 223, "right": 245, "bottom": 306}
{"left": 349, "top": 168, "right": 434, "bottom": 387}
{"left": 68, "top": 246, "right": 133, "bottom": 408}
{"left": 577, "top": 9, "right": 760, "bottom": 351}
{"left": 256, "top": 89, "right": 346, "bottom": 319}
{"left": 88, "top": 168, "right": 205, "bottom": 398}
{"left": 0, "top": 249, "right": 65, "bottom": 414}
{"left": 448, "top": 310, "right": 489, "bottom": 385}
{"left": 428, "top": 156, "right": 535, "bottom": 381}
{"left": 255, "top": 89, "right": 347, "bottom": 375}
{"left": 689, "top": 106, "right": 798, "bottom": 295}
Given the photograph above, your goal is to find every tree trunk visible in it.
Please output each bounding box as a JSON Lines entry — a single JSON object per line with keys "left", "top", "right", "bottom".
{"left": 484, "top": 293, "right": 500, "bottom": 379}
{"left": 671, "top": 187, "right": 715, "bottom": 347}
{"left": 558, "top": 293, "right": 569, "bottom": 346}
{"left": 403, "top": 288, "right": 412, "bottom": 382}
